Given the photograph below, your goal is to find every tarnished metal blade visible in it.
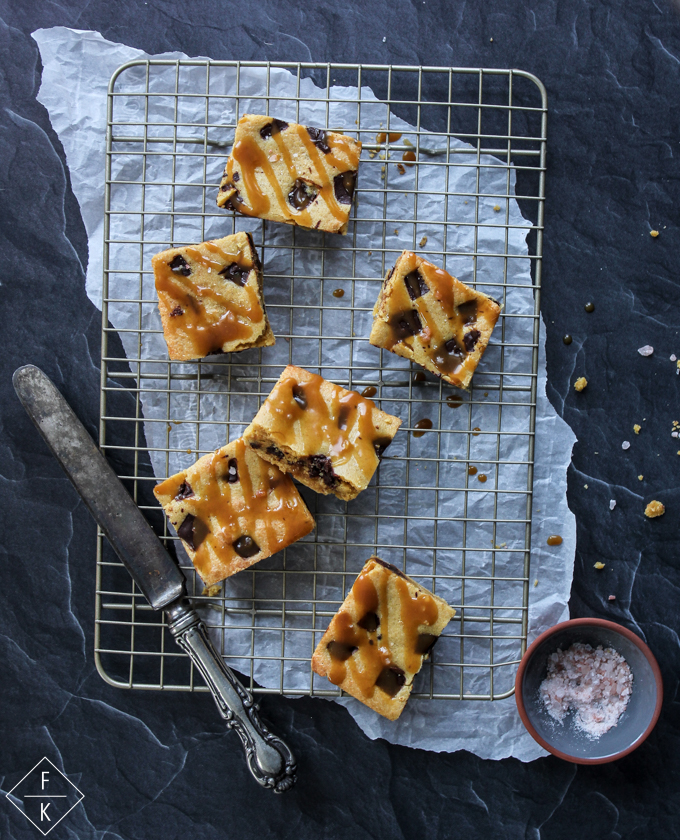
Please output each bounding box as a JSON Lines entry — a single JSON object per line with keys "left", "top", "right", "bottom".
{"left": 13, "top": 365, "right": 185, "bottom": 610}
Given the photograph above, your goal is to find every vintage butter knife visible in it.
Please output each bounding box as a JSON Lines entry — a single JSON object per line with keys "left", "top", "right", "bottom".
{"left": 12, "top": 364, "right": 296, "bottom": 793}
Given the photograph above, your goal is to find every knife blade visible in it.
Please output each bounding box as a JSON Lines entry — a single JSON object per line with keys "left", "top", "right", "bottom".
{"left": 12, "top": 364, "right": 296, "bottom": 792}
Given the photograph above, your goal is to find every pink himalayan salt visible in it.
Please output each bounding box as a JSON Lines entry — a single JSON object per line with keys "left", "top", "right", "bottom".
{"left": 539, "top": 642, "right": 633, "bottom": 738}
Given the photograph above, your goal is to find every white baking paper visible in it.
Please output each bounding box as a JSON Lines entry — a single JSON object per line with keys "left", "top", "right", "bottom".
{"left": 34, "top": 26, "right": 576, "bottom": 761}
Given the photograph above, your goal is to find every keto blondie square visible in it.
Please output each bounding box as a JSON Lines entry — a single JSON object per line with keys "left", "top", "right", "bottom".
{"left": 154, "top": 438, "right": 315, "bottom": 586}
{"left": 311, "top": 556, "right": 456, "bottom": 720}
{"left": 369, "top": 251, "right": 501, "bottom": 390}
{"left": 152, "top": 231, "right": 274, "bottom": 361}
{"left": 217, "top": 114, "right": 361, "bottom": 234}
{"left": 242, "top": 365, "right": 401, "bottom": 501}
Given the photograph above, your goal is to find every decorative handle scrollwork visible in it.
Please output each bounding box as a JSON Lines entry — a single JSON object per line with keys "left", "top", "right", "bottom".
{"left": 166, "top": 598, "right": 296, "bottom": 793}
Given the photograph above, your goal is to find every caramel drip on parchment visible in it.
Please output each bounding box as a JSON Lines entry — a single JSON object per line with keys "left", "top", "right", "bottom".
{"left": 382, "top": 251, "right": 482, "bottom": 379}
{"left": 155, "top": 247, "right": 263, "bottom": 358}
{"left": 327, "top": 560, "right": 439, "bottom": 697}
{"left": 156, "top": 439, "right": 309, "bottom": 577}
{"left": 264, "top": 371, "right": 382, "bottom": 479}
{"left": 228, "top": 123, "right": 360, "bottom": 224}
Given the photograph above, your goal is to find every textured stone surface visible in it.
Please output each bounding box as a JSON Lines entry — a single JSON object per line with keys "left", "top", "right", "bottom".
{"left": 1, "top": 1, "right": 679, "bottom": 837}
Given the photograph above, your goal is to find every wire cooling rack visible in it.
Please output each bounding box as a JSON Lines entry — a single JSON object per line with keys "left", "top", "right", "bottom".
{"left": 96, "top": 60, "right": 547, "bottom": 701}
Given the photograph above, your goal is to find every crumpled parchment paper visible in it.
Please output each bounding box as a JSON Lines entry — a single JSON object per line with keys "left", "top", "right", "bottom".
{"left": 34, "top": 26, "right": 576, "bottom": 761}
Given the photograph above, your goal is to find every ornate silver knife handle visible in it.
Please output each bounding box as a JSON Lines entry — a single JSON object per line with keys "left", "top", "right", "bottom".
{"left": 166, "top": 598, "right": 296, "bottom": 793}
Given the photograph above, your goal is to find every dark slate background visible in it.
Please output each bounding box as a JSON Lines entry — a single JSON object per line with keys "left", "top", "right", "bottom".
{"left": 2, "top": 0, "right": 680, "bottom": 837}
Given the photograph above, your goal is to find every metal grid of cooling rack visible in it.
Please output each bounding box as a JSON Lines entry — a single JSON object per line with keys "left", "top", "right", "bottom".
{"left": 96, "top": 60, "right": 547, "bottom": 701}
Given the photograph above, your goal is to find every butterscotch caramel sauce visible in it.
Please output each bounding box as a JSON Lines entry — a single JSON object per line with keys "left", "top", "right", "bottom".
{"left": 468, "top": 465, "right": 478, "bottom": 475}
{"left": 547, "top": 534, "right": 563, "bottom": 546}
{"left": 262, "top": 371, "right": 388, "bottom": 480}
{"left": 478, "top": 473, "right": 488, "bottom": 483}
{"left": 446, "top": 395, "right": 464, "bottom": 409}
{"left": 361, "top": 386, "right": 377, "bottom": 397}
{"left": 381, "top": 252, "right": 484, "bottom": 381}
{"left": 402, "top": 150, "right": 416, "bottom": 166}
{"left": 376, "top": 131, "right": 403, "bottom": 144}
{"left": 333, "top": 288, "right": 345, "bottom": 298}
{"left": 154, "top": 243, "right": 263, "bottom": 358}
{"left": 413, "top": 418, "right": 433, "bottom": 437}
{"left": 155, "top": 439, "right": 310, "bottom": 579}
{"left": 413, "top": 371, "right": 427, "bottom": 383}
{"left": 326, "top": 559, "right": 439, "bottom": 698}
{"left": 226, "top": 118, "right": 360, "bottom": 226}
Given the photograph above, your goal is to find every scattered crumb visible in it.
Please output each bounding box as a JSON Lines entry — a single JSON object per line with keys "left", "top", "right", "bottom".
{"left": 650, "top": 230, "right": 659, "bottom": 237}
{"left": 369, "top": 150, "right": 376, "bottom": 159}
{"left": 584, "top": 484, "right": 589, "bottom": 489}
{"left": 404, "top": 138, "right": 413, "bottom": 147}
{"left": 594, "top": 562, "right": 605, "bottom": 570}
{"left": 533, "top": 579, "right": 538, "bottom": 587}
{"left": 394, "top": 229, "right": 399, "bottom": 235}
{"left": 419, "top": 235, "right": 428, "bottom": 247}
{"left": 493, "top": 204, "right": 501, "bottom": 212}
{"left": 645, "top": 500, "right": 665, "bottom": 518}
{"left": 637, "top": 345, "right": 654, "bottom": 356}
{"left": 622, "top": 440, "right": 631, "bottom": 450}
{"left": 574, "top": 376, "right": 588, "bottom": 391}
{"left": 490, "top": 37, "right": 494, "bottom": 42}
{"left": 609, "top": 500, "right": 617, "bottom": 510}
{"left": 634, "top": 424, "right": 641, "bottom": 434}
{"left": 202, "top": 583, "right": 222, "bottom": 597}
{"left": 608, "top": 595, "right": 616, "bottom": 601}
{"left": 397, "top": 163, "right": 406, "bottom": 175}
{"left": 638, "top": 475, "right": 644, "bottom": 481}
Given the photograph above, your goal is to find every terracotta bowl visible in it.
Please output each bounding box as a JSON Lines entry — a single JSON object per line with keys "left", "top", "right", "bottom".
{"left": 515, "top": 618, "right": 663, "bottom": 764}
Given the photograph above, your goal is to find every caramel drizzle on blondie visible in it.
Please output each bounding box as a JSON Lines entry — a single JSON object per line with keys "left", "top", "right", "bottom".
{"left": 225, "top": 118, "right": 360, "bottom": 225}
{"left": 263, "top": 370, "right": 384, "bottom": 480}
{"left": 155, "top": 439, "right": 310, "bottom": 579}
{"left": 155, "top": 243, "right": 264, "bottom": 358}
{"left": 326, "top": 559, "right": 440, "bottom": 698}
{"left": 381, "top": 251, "right": 486, "bottom": 384}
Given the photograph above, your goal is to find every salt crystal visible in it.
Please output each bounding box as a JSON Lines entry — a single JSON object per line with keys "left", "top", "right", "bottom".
{"left": 671, "top": 355, "right": 677, "bottom": 362}
{"left": 673, "top": 432, "right": 679, "bottom": 439}
{"left": 622, "top": 441, "right": 631, "bottom": 450}
{"left": 609, "top": 500, "right": 616, "bottom": 510}
{"left": 539, "top": 642, "right": 632, "bottom": 738}
{"left": 637, "top": 345, "right": 654, "bottom": 356}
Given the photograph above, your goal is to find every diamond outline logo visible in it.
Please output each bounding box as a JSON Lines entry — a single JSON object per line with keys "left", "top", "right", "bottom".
{"left": 6, "top": 757, "right": 84, "bottom": 836}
